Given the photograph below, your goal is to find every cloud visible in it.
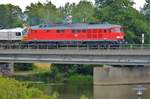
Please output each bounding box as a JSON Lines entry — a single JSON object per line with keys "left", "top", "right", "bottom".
{"left": 133, "top": 0, "right": 146, "bottom": 10}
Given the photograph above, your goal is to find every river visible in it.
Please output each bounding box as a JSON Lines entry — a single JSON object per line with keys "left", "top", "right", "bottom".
{"left": 31, "top": 83, "right": 150, "bottom": 99}
{"left": 31, "top": 83, "right": 93, "bottom": 99}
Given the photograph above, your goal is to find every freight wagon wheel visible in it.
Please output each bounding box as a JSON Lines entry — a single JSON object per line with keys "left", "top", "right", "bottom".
{"left": 2, "top": 45, "right": 8, "bottom": 49}
{"left": 19, "top": 44, "right": 27, "bottom": 49}
{"left": 37, "top": 44, "right": 46, "bottom": 49}
{"left": 10, "top": 44, "right": 15, "bottom": 49}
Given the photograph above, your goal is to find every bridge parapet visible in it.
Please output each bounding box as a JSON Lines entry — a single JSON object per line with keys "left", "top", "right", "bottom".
{"left": 0, "top": 49, "right": 149, "bottom": 65}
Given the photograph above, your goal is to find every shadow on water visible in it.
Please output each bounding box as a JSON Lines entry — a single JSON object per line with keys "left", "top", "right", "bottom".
{"left": 31, "top": 83, "right": 93, "bottom": 99}
{"left": 31, "top": 83, "right": 150, "bottom": 99}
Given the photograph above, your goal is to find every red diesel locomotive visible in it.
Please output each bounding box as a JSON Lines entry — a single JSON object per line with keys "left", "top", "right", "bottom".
{"left": 22, "top": 23, "right": 125, "bottom": 47}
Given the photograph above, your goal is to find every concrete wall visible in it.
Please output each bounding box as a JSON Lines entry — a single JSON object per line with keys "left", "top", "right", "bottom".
{"left": 94, "top": 66, "right": 150, "bottom": 85}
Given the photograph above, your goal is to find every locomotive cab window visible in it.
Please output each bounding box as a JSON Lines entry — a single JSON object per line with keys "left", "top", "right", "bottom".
{"left": 22, "top": 28, "right": 28, "bottom": 35}
{"left": 16, "top": 32, "right": 21, "bottom": 36}
{"left": 111, "top": 28, "right": 121, "bottom": 32}
{"left": 120, "top": 28, "right": 124, "bottom": 32}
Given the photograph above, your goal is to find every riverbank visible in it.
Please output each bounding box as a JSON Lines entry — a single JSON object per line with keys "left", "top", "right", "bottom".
{"left": 12, "top": 71, "right": 93, "bottom": 85}
{"left": 9, "top": 64, "right": 94, "bottom": 99}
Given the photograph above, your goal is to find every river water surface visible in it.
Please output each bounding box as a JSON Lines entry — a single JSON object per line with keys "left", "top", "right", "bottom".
{"left": 31, "top": 83, "right": 150, "bottom": 99}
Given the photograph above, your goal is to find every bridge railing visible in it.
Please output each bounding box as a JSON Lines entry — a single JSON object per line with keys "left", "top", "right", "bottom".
{"left": 0, "top": 44, "right": 150, "bottom": 50}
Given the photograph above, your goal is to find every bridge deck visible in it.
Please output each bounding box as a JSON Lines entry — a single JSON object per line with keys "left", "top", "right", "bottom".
{"left": 0, "top": 48, "right": 150, "bottom": 55}
{"left": 0, "top": 48, "right": 149, "bottom": 65}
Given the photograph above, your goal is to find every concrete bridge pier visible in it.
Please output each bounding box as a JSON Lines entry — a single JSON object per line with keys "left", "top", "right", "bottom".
{"left": 93, "top": 66, "right": 150, "bottom": 99}
{"left": 94, "top": 66, "right": 150, "bottom": 85}
{"left": 0, "top": 62, "right": 14, "bottom": 76}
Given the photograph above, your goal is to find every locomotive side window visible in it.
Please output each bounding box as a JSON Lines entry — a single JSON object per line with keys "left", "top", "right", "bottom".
{"left": 16, "top": 32, "right": 21, "bottom": 36}
{"left": 72, "top": 30, "right": 80, "bottom": 33}
{"left": 34, "top": 30, "right": 37, "bottom": 33}
{"left": 47, "top": 30, "right": 51, "bottom": 32}
{"left": 104, "top": 29, "right": 107, "bottom": 33}
{"left": 57, "top": 30, "right": 64, "bottom": 33}
{"left": 82, "top": 29, "right": 86, "bottom": 32}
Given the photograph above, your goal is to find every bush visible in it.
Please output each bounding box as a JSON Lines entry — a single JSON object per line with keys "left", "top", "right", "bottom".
{"left": 0, "top": 77, "right": 57, "bottom": 99}
{"left": 14, "top": 63, "right": 34, "bottom": 71}
{"left": 68, "top": 75, "right": 93, "bottom": 86}
{"left": 80, "top": 95, "right": 92, "bottom": 99}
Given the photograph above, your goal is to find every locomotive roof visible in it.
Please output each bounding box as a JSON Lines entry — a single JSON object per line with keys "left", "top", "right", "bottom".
{"left": 31, "top": 23, "right": 122, "bottom": 30}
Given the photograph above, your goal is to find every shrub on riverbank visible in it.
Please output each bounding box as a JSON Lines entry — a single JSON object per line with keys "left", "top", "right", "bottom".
{"left": 0, "top": 77, "right": 57, "bottom": 99}
{"left": 68, "top": 75, "right": 93, "bottom": 86}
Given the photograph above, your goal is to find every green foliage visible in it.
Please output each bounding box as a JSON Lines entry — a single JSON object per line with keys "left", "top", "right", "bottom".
{"left": 142, "top": 0, "right": 150, "bottom": 21}
{"left": 68, "top": 75, "right": 93, "bottom": 86}
{"left": 25, "top": 1, "right": 63, "bottom": 25}
{"left": 48, "top": 92, "right": 59, "bottom": 99}
{"left": 95, "top": 0, "right": 150, "bottom": 43}
{"left": 51, "top": 64, "right": 97, "bottom": 76}
{"left": 0, "top": 4, "right": 22, "bottom": 28}
{"left": 13, "top": 64, "right": 96, "bottom": 84}
{"left": 71, "top": 0, "right": 97, "bottom": 23}
{"left": 14, "top": 63, "right": 34, "bottom": 71}
{"left": 80, "top": 95, "right": 92, "bottom": 99}
{"left": 0, "top": 77, "right": 57, "bottom": 99}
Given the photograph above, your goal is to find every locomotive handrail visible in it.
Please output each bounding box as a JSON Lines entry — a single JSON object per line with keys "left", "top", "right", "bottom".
{"left": 0, "top": 44, "right": 150, "bottom": 50}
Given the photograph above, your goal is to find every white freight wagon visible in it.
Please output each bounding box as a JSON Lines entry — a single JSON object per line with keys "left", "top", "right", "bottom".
{"left": 0, "top": 28, "right": 24, "bottom": 43}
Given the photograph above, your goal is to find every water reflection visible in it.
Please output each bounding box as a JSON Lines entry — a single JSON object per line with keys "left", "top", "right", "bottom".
{"left": 94, "top": 85, "right": 150, "bottom": 99}
{"left": 31, "top": 83, "right": 150, "bottom": 99}
{"left": 32, "top": 83, "right": 93, "bottom": 99}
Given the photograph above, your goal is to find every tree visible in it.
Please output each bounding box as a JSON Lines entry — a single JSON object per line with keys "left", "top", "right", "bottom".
{"left": 95, "top": 0, "right": 150, "bottom": 43}
{"left": 25, "top": 1, "right": 63, "bottom": 25}
{"left": 0, "top": 4, "right": 22, "bottom": 28}
{"left": 71, "top": 0, "right": 97, "bottom": 23}
{"left": 142, "top": 0, "right": 150, "bottom": 21}
{"left": 59, "top": 2, "right": 76, "bottom": 23}
{"left": 60, "top": 1, "right": 98, "bottom": 23}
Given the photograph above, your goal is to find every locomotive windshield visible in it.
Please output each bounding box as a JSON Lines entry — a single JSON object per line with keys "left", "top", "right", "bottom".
{"left": 22, "top": 28, "right": 28, "bottom": 35}
{"left": 111, "top": 27, "right": 121, "bottom": 32}
{"left": 16, "top": 32, "right": 21, "bottom": 36}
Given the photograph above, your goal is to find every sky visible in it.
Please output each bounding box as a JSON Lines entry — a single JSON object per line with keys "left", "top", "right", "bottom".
{"left": 0, "top": 0, "right": 146, "bottom": 11}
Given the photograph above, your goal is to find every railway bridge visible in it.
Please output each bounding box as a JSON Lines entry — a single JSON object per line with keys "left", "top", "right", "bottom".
{"left": 0, "top": 44, "right": 150, "bottom": 85}
{"left": 0, "top": 48, "right": 149, "bottom": 65}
